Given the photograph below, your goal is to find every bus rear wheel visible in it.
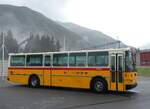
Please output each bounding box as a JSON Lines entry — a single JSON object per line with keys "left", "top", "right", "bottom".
{"left": 29, "top": 75, "right": 40, "bottom": 88}
{"left": 91, "top": 78, "right": 107, "bottom": 93}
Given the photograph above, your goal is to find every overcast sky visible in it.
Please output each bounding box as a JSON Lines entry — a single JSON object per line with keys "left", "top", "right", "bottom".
{"left": 0, "top": 0, "right": 150, "bottom": 48}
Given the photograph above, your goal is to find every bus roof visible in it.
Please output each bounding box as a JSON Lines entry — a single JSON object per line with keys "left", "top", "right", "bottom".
{"left": 9, "top": 47, "right": 131, "bottom": 56}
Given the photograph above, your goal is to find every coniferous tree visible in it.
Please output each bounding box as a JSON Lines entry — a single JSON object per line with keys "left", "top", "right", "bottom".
{"left": 5, "top": 30, "right": 19, "bottom": 53}
{"left": 24, "top": 33, "right": 34, "bottom": 52}
{"left": 24, "top": 33, "right": 61, "bottom": 52}
{"left": 55, "top": 40, "right": 61, "bottom": 51}
{"left": 0, "top": 30, "right": 19, "bottom": 59}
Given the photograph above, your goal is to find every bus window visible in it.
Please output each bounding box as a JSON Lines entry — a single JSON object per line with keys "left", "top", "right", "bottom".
{"left": 69, "top": 55, "right": 76, "bottom": 66}
{"left": 27, "top": 55, "right": 43, "bottom": 66}
{"left": 97, "top": 52, "right": 108, "bottom": 66}
{"left": 10, "top": 55, "right": 25, "bottom": 66}
{"left": 69, "top": 53, "right": 86, "bottom": 66}
{"left": 125, "top": 51, "right": 136, "bottom": 72}
{"left": 44, "top": 55, "right": 51, "bottom": 66}
{"left": 88, "top": 52, "right": 96, "bottom": 66}
{"left": 88, "top": 52, "right": 108, "bottom": 66}
{"left": 76, "top": 53, "right": 86, "bottom": 66}
{"left": 53, "top": 53, "right": 68, "bottom": 66}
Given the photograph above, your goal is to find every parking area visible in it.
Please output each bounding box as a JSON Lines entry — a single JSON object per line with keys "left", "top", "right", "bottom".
{"left": 0, "top": 76, "right": 150, "bottom": 109}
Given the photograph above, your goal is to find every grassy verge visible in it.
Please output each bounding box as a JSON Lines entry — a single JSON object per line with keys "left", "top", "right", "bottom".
{"left": 137, "top": 66, "right": 150, "bottom": 77}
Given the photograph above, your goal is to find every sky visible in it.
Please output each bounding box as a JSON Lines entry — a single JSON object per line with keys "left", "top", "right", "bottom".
{"left": 0, "top": 0, "right": 150, "bottom": 48}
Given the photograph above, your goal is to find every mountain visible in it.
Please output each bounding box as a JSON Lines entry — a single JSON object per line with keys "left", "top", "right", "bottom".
{"left": 0, "top": 5, "right": 126, "bottom": 51}
{"left": 59, "top": 22, "right": 126, "bottom": 49}
{"left": 0, "top": 5, "right": 87, "bottom": 50}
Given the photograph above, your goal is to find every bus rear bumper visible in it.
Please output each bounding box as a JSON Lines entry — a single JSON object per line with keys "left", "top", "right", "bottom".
{"left": 126, "top": 83, "right": 137, "bottom": 90}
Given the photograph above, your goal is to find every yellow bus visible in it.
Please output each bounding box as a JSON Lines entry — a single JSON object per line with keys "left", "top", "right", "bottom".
{"left": 7, "top": 48, "right": 137, "bottom": 92}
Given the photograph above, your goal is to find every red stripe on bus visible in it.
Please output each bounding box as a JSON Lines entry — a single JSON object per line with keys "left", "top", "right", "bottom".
{"left": 8, "top": 67, "right": 110, "bottom": 71}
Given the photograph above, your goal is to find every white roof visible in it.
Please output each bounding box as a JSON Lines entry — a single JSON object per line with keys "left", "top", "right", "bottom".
{"left": 9, "top": 47, "right": 131, "bottom": 56}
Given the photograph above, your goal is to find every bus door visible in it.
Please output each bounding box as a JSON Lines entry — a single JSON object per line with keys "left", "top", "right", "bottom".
{"left": 110, "top": 53, "right": 125, "bottom": 91}
{"left": 43, "top": 55, "right": 51, "bottom": 86}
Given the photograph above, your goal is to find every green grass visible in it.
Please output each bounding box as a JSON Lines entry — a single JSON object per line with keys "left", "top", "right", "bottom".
{"left": 137, "top": 67, "right": 150, "bottom": 77}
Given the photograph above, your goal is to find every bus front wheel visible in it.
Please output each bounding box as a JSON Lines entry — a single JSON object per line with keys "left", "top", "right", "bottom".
{"left": 91, "top": 78, "right": 107, "bottom": 93}
{"left": 28, "top": 75, "right": 40, "bottom": 88}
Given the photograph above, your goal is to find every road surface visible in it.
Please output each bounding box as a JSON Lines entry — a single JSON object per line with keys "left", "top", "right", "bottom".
{"left": 0, "top": 77, "right": 150, "bottom": 109}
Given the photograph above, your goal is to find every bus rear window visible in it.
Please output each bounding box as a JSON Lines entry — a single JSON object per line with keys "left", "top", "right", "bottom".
{"left": 10, "top": 55, "right": 25, "bottom": 66}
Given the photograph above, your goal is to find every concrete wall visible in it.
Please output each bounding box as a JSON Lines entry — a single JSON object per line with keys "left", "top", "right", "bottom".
{"left": 136, "top": 52, "right": 140, "bottom": 66}
{"left": 0, "top": 60, "right": 8, "bottom": 76}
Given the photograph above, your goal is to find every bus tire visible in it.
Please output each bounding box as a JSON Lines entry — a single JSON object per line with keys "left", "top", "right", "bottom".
{"left": 28, "top": 75, "right": 40, "bottom": 88}
{"left": 91, "top": 78, "right": 107, "bottom": 93}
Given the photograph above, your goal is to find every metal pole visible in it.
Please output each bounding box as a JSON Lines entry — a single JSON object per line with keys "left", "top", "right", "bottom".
{"left": 119, "top": 40, "right": 121, "bottom": 48}
{"left": 2, "top": 32, "right": 5, "bottom": 80}
{"left": 64, "top": 36, "right": 66, "bottom": 51}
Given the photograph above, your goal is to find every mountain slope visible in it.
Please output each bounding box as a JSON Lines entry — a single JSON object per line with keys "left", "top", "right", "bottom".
{"left": 59, "top": 22, "right": 126, "bottom": 49}
{"left": 0, "top": 5, "right": 87, "bottom": 50}
{"left": 0, "top": 5, "right": 125, "bottom": 51}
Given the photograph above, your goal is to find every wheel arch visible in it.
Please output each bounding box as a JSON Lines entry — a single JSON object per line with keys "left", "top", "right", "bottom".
{"left": 90, "top": 76, "right": 108, "bottom": 90}
{"left": 28, "top": 74, "right": 40, "bottom": 85}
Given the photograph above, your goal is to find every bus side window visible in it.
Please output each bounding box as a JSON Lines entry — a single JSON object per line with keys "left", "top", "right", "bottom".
{"left": 76, "top": 54, "right": 86, "bottom": 66}
{"left": 88, "top": 52, "right": 108, "bottom": 67}
{"left": 69, "top": 53, "right": 86, "bottom": 67}
{"left": 53, "top": 54, "right": 68, "bottom": 66}
{"left": 88, "top": 55, "right": 96, "bottom": 66}
{"left": 96, "top": 53, "right": 108, "bottom": 66}
{"left": 44, "top": 55, "right": 51, "bottom": 66}
{"left": 69, "top": 55, "right": 76, "bottom": 66}
{"left": 27, "top": 55, "right": 43, "bottom": 66}
{"left": 10, "top": 55, "right": 25, "bottom": 66}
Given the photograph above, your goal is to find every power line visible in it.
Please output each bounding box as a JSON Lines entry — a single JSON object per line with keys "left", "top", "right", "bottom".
{"left": 81, "top": 40, "right": 121, "bottom": 50}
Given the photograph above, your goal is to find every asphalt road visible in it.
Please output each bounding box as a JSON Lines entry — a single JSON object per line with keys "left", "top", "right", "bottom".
{"left": 0, "top": 77, "right": 150, "bottom": 109}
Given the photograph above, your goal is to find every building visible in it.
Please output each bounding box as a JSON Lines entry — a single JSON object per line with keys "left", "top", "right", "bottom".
{"left": 140, "top": 49, "right": 150, "bottom": 66}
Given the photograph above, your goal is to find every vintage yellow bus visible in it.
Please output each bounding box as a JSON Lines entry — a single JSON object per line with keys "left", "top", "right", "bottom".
{"left": 7, "top": 48, "right": 137, "bottom": 92}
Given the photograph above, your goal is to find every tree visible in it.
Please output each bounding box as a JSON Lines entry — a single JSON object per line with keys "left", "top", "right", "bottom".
{"left": 24, "top": 33, "right": 34, "bottom": 52}
{"left": 0, "top": 30, "right": 19, "bottom": 59}
{"left": 5, "top": 30, "right": 19, "bottom": 53}
{"left": 24, "top": 33, "right": 61, "bottom": 52}
{"left": 50, "top": 36, "right": 55, "bottom": 52}
{"left": 55, "top": 40, "right": 61, "bottom": 51}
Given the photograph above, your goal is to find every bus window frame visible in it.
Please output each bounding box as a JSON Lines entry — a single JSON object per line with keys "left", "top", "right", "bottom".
{"left": 69, "top": 52, "right": 87, "bottom": 67}
{"left": 44, "top": 54, "right": 52, "bottom": 67}
{"left": 87, "top": 51, "right": 109, "bottom": 67}
{"left": 52, "top": 53, "right": 69, "bottom": 67}
{"left": 26, "top": 54, "right": 43, "bottom": 67}
{"left": 10, "top": 55, "right": 26, "bottom": 67}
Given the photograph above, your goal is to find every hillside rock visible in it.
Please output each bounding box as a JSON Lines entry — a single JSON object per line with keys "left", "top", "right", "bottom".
{"left": 0, "top": 5, "right": 126, "bottom": 51}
